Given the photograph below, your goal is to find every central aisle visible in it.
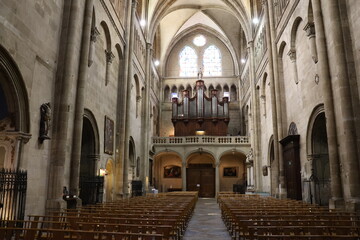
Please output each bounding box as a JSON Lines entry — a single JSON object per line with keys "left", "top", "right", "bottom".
{"left": 183, "top": 198, "right": 231, "bottom": 240}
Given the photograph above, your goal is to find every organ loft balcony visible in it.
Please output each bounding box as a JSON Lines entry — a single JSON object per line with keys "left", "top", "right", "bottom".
{"left": 152, "top": 79, "right": 251, "bottom": 156}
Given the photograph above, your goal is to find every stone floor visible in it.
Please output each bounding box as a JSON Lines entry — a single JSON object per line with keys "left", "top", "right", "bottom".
{"left": 183, "top": 198, "right": 231, "bottom": 240}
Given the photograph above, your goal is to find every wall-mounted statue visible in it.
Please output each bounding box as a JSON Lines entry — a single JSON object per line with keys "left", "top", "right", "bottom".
{"left": 39, "top": 102, "right": 51, "bottom": 143}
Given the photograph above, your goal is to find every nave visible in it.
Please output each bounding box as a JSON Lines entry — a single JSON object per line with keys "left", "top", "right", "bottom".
{"left": 1, "top": 192, "right": 360, "bottom": 239}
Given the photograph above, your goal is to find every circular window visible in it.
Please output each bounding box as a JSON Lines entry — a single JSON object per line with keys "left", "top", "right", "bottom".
{"left": 193, "top": 35, "right": 206, "bottom": 47}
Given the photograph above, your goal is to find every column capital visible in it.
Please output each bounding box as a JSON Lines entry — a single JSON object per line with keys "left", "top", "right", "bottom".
{"left": 105, "top": 50, "right": 115, "bottom": 64}
{"left": 287, "top": 48, "right": 296, "bottom": 62}
{"left": 90, "top": 27, "right": 100, "bottom": 42}
{"left": 132, "top": 0, "right": 138, "bottom": 9}
{"left": 303, "top": 22, "right": 315, "bottom": 38}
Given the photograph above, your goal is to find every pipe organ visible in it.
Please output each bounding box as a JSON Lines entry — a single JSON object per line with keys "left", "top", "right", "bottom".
{"left": 172, "top": 80, "right": 229, "bottom": 136}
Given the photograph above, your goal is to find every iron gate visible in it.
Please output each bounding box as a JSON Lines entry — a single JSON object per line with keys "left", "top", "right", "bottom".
{"left": 0, "top": 169, "right": 27, "bottom": 222}
{"left": 79, "top": 176, "right": 104, "bottom": 206}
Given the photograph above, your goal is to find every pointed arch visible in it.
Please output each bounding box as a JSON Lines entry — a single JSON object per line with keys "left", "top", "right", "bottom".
{"left": 179, "top": 46, "right": 198, "bottom": 77}
{"left": 203, "top": 45, "right": 222, "bottom": 76}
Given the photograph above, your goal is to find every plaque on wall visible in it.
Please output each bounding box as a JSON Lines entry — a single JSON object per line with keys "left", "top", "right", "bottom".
{"left": 223, "top": 167, "right": 237, "bottom": 177}
{"left": 164, "top": 165, "right": 181, "bottom": 178}
{"left": 104, "top": 116, "right": 114, "bottom": 155}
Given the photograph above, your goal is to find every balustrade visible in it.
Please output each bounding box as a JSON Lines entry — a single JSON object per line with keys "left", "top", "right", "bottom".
{"left": 152, "top": 136, "right": 249, "bottom": 145}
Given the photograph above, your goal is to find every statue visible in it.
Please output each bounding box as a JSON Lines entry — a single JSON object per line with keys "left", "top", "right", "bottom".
{"left": 39, "top": 102, "right": 51, "bottom": 142}
{"left": 197, "top": 67, "right": 203, "bottom": 80}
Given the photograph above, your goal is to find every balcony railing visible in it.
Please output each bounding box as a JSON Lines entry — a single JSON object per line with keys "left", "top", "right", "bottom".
{"left": 152, "top": 136, "right": 250, "bottom": 145}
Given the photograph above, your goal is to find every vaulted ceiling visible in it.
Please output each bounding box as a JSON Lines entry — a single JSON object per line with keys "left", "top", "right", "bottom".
{"left": 147, "top": 0, "right": 252, "bottom": 70}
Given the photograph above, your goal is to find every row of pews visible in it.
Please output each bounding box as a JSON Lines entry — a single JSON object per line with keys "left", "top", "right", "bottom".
{"left": 0, "top": 191, "right": 198, "bottom": 240}
{"left": 218, "top": 193, "right": 360, "bottom": 240}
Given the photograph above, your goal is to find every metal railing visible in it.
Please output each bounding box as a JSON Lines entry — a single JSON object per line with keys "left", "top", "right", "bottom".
{"left": 0, "top": 169, "right": 27, "bottom": 222}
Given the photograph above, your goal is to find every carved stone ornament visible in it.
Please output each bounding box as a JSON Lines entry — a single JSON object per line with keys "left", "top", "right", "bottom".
{"left": 39, "top": 102, "right": 51, "bottom": 143}
{"left": 105, "top": 50, "right": 115, "bottom": 64}
{"left": 287, "top": 49, "right": 296, "bottom": 62}
{"left": 90, "top": 27, "right": 100, "bottom": 42}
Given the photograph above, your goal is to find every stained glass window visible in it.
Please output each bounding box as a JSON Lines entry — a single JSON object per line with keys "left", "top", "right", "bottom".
{"left": 179, "top": 46, "right": 198, "bottom": 77}
{"left": 193, "top": 35, "right": 206, "bottom": 46}
{"left": 203, "top": 45, "right": 222, "bottom": 76}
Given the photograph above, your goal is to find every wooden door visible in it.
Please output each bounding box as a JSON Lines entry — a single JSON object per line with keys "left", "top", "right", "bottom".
{"left": 187, "top": 164, "right": 215, "bottom": 197}
{"left": 280, "top": 135, "right": 302, "bottom": 200}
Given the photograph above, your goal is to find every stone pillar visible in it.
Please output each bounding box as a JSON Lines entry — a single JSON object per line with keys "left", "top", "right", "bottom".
{"left": 46, "top": 0, "right": 85, "bottom": 212}
{"left": 268, "top": 0, "right": 286, "bottom": 198}
{"left": 303, "top": 23, "right": 318, "bottom": 63}
{"left": 312, "top": 0, "right": 344, "bottom": 209}
{"left": 122, "top": 0, "right": 138, "bottom": 197}
{"left": 247, "top": 41, "right": 261, "bottom": 191}
{"left": 88, "top": 27, "right": 99, "bottom": 67}
{"left": 69, "top": 0, "right": 94, "bottom": 198}
{"left": 182, "top": 162, "right": 186, "bottom": 191}
{"left": 287, "top": 49, "right": 299, "bottom": 84}
{"left": 140, "top": 42, "right": 153, "bottom": 193}
{"left": 320, "top": 0, "right": 360, "bottom": 211}
{"left": 215, "top": 162, "right": 220, "bottom": 194}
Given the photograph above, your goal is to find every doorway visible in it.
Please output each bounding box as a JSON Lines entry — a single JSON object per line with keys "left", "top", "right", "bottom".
{"left": 311, "top": 112, "right": 330, "bottom": 206}
{"left": 79, "top": 116, "right": 102, "bottom": 205}
{"left": 280, "top": 134, "right": 302, "bottom": 200}
{"left": 187, "top": 164, "right": 215, "bottom": 197}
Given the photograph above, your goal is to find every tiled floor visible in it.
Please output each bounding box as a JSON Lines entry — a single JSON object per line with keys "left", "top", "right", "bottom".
{"left": 183, "top": 198, "right": 231, "bottom": 240}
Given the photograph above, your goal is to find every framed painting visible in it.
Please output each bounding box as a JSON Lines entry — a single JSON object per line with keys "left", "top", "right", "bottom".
{"left": 223, "top": 167, "right": 237, "bottom": 177}
{"left": 104, "top": 116, "right": 114, "bottom": 155}
{"left": 164, "top": 165, "right": 181, "bottom": 178}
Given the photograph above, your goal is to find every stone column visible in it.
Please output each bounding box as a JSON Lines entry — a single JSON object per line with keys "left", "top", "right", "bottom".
{"left": 312, "top": 0, "right": 344, "bottom": 209}
{"left": 140, "top": 42, "right": 153, "bottom": 193}
{"left": 182, "top": 162, "right": 186, "bottom": 191}
{"left": 122, "top": 0, "right": 138, "bottom": 197}
{"left": 215, "top": 162, "right": 220, "bottom": 194}
{"left": 320, "top": 0, "right": 360, "bottom": 211}
{"left": 46, "top": 0, "right": 85, "bottom": 212}
{"left": 69, "top": 0, "right": 94, "bottom": 199}
{"left": 287, "top": 49, "right": 299, "bottom": 84}
{"left": 247, "top": 41, "right": 261, "bottom": 191}
{"left": 268, "top": 0, "right": 286, "bottom": 198}
{"left": 303, "top": 23, "right": 318, "bottom": 63}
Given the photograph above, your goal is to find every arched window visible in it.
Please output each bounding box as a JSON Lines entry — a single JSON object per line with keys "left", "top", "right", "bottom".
{"left": 203, "top": 45, "right": 222, "bottom": 76}
{"left": 179, "top": 46, "right": 198, "bottom": 77}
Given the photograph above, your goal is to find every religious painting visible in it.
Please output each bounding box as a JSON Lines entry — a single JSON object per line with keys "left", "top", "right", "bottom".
{"left": 164, "top": 165, "right": 181, "bottom": 178}
{"left": 223, "top": 167, "right": 237, "bottom": 177}
{"left": 104, "top": 116, "right": 114, "bottom": 155}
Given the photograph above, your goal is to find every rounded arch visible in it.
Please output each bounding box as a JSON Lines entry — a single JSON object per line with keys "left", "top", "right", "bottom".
{"left": 154, "top": 150, "right": 182, "bottom": 160}
{"left": 100, "top": 21, "right": 112, "bottom": 51}
{"left": 290, "top": 17, "right": 303, "bottom": 49}
{"left": 278, "top": 41, "right": 287, "bottom": 58}
{"left": 230, "top": 84, "right": 237, "bottom": 101}
{"left": 83, "top": 109, "right": 100, "bottom": 155}
{"left": 306, "top": 104, "right": 325, "bottom": 155}
{"left": 128, "top": 136, "right": 136, "bottom": 167}
{"left": 0, "top": 45, "right": 30, "bottom": 133}
{"left": 185, "top": 149, "right": 216, "bottom": 165}
{"left": 219, "top": 150, "right": 247, "bottom": 192}
{"left": 164, "top": 85, "right": 170, "bottom": 101}
{"left": 218, "top": 149, "right": 246, "bottom": 159}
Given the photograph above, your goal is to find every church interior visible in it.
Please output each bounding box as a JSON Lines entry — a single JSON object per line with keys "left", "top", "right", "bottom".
{"left": 1, "top": 0, "right": 360, "bottom": 238}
